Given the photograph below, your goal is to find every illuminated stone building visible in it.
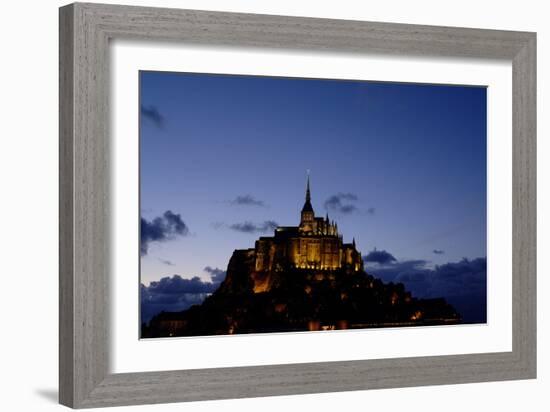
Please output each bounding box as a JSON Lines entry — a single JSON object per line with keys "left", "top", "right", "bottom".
{"left": 254, "top": 176, "right": 363, "bottom": 274}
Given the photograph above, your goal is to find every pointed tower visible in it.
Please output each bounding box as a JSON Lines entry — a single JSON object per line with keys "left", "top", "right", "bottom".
{"left": 300, "top": 172, "right": 315, "bottom": 231}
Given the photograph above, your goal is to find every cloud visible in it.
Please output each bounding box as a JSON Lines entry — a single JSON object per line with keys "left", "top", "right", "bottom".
{"left": 204, "top": 266, "right": 227, "bottom": 283}
{"left": 141, "top": 284, "right": 208, "bottom": 323}
{"left": 338, "top": 193, "right": 358, "bottom": 201}
{"left": 228, "top": 220, "right": 278, "bottom": 234}
{"left": 141, "top": 210, "right": 189, "bottom": 255}
{"left": 230, "top": 195, "right": 266, "bottom": 207}
{"left": 363, "top": 249, "right": 397, "bottom": 264}
{"left": 145, "top": 275, "right": 217, "bottom": 295}
{"left": 324, "top": 193, "right": 359, "bottom": 214}
{"left": 140, "top": 104, "right": 164, "bottom": 128}
{"left": 140, "top": 278, "right": 212, "bottom": 324}
{"left": 433, "top": 249, "right": 445, "bottom": 255}
{"left": 140, "top": 269, "right": 227, "bottom": 323}
{"left": 364, "top": 254, "right": 487, "bottom": 323}
{"left": 211, "top": 221, "right": 224, "bottom": 230}
{"left": 158, "top": 259, "right": 175, "bottom": 266}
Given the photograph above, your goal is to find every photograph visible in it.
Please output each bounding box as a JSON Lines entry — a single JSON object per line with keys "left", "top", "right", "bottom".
{"left": 139, "top": 71, "right": 487, "bottom": 338}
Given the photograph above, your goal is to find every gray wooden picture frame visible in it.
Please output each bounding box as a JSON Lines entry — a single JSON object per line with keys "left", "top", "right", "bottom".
{"left": 59, "top": 2, "right": 536, "bottom": 409}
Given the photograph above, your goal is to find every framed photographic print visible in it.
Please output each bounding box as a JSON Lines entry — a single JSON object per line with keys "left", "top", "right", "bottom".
{"left": 59, "top": 2, "right": 536, "bottom": 408}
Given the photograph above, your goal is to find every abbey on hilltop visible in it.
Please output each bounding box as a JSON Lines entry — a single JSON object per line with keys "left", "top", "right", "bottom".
{"left": 256, "top": 175, "right": 362, "bottom": 270}
{"left": 142, "top": 174, "right": 461, "bottom": 338}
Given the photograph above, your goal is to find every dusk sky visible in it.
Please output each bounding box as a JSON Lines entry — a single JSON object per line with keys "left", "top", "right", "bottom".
{"left": 140, "top": 71, "right": 487, "bottom": 323}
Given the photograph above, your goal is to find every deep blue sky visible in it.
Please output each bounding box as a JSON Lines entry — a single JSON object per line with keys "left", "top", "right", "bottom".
{"left": 139, "top": 71, "right": 487, "bottom": 322}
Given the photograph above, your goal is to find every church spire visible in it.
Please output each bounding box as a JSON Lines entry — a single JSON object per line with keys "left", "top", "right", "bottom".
{"left": 301, "top": 171, "right": 314, "bottom": 214}
{"left": 305, "top": 170, "right": 311, "bottom": 203}
{"left": 299, "top": 171, "right": 314, "bottom": 232}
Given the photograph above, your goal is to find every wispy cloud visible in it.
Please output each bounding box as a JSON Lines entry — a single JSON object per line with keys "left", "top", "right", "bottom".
{"left": 228, "top": 220, "right": 278, "bottom": 234}
{"left": 141, "top": 104, "right": 164, "bottom": 129}
{"left": 141, "top": 210, "right": 189, "bottom": 256}
{"left": 229, "top": 195, "right": 266, "bottom": 207}
{"left": 158, "top": 258, "right": 175, "bottom": 266}
{"left": 324, "top": 193, "right": 359, "bottom": 215}
{"left": 433, "top": 249, "right": 445, "bottom": 255}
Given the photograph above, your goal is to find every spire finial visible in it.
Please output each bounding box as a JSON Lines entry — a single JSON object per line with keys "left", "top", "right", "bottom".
{"left": 305, "top": 170, "right": 311, "bottom": 202}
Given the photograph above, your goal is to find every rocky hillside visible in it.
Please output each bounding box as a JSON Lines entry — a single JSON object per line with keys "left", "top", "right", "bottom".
{"left": 142, "top": 249, "right": 460, "bottom": 338}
